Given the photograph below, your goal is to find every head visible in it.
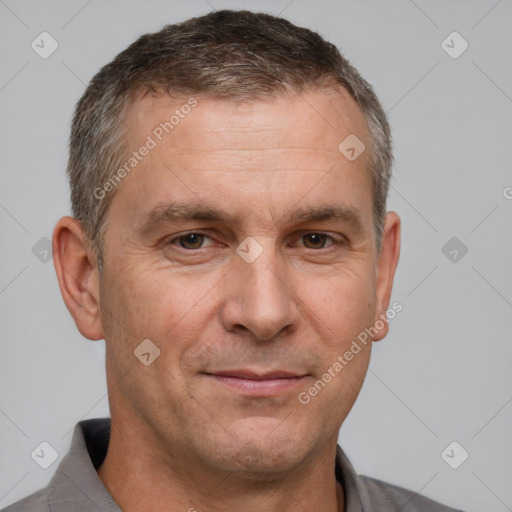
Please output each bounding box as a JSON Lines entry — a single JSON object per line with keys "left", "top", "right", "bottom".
{"left": 54, "top": 10, "right": 400, "bottom": 479}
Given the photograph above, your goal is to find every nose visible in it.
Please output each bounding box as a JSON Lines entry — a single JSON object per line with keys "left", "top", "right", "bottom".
{"left": 220, "top": 246, "right": 299, "bottom": 341}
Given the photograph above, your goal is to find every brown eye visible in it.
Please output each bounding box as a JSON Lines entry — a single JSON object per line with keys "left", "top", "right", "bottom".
{"left": 176, "top": 233, "right": 206, "bottom": 249}
{"left": 302, "top": 233, "right": 332, "bottom": 249}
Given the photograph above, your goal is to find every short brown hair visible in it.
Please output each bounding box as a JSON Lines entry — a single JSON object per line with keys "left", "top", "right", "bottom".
{"left": 68, "top": 10, "right": 392, "bottom": 267}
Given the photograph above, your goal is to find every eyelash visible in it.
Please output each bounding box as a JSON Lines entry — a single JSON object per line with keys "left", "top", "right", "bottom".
{"left": 167, "top": 231, "right": 345, "bottom": 251}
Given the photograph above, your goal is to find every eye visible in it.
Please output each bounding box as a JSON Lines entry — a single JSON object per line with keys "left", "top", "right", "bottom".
{"left": 169, "top": 232, "right": 213, "bottom": 250}
{"left": 298, "top": 233, "right": 336, "bottom": 249}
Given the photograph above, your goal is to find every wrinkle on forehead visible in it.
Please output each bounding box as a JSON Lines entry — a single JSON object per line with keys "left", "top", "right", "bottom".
{"left": 123, "top": 85, "right": 368, "bottom": 155}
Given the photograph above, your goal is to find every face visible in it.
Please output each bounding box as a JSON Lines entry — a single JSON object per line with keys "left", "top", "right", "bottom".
{"left": 88, "top": 87, "right": 398, "bottom": 478}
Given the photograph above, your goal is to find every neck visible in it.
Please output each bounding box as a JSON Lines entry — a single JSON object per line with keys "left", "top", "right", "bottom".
{"left": 97, "top": 415, "right": 345, "bottom": 512}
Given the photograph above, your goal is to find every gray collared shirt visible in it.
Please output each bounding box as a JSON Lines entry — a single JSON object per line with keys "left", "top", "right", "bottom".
{"left": 3, "top": 418, "right": 463, "bottom": 511}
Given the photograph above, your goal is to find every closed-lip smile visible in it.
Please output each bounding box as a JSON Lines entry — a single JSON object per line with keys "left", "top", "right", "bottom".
{"left": 204, "top": 369, "right": 309, "bottom": 396}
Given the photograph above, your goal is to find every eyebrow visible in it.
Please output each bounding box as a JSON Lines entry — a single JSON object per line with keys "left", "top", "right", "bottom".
{"left": 140, "top": 201, "right": 365, "bottom": 233}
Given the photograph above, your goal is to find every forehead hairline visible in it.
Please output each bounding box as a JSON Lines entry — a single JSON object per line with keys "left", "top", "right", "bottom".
{"left": 124, "top": 83, "right": 364, "bottom": 131}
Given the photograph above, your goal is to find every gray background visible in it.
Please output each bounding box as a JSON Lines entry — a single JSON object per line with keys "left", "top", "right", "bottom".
{"left": 1, "top": 0, "right": 511, "bottom": 510}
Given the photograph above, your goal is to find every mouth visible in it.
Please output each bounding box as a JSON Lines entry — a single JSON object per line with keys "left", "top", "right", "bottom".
{"left": 204, "top": 370, "right": 310, "bottom": 396}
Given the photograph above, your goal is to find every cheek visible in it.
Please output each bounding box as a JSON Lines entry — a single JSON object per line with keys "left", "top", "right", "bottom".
{"left": 302, "top": 266, "right": 377, "bottom": 341}
{"left": 100, "top": 261, "right": 224, "bottom": 361}
{"left": 98, "top": 264, "right": 215, "bottom": 413}
{"left": 293, "top": 268, "right": 376, "bottom": 405}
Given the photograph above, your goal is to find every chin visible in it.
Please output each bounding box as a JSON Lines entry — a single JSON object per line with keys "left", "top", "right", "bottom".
{"left": 199, "top": 417, "right": 312, "bottom": 479}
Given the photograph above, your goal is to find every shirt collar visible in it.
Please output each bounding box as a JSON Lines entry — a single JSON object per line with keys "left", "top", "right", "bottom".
{"left": 47, "top": 418, "right": 121, "bottom": 511}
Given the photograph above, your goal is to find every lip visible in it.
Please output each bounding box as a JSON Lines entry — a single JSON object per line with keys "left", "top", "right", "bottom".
{"left": 204, "top": 370, "right": 309, "bottom": 396}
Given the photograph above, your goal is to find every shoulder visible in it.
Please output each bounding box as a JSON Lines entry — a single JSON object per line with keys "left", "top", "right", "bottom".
{"left": 358, "top": 474, "right": 465, "bottom": 512}
{"left": 2, "top": 489, "right": 50, "bottom": 512}
{"left": 335, "top": 445, "right": 465, "bottom": 511}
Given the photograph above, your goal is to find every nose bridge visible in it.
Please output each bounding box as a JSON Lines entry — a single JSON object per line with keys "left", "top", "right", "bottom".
{"left": 223, "top": 238, "right": 297, "bottom": 340}
{"left": 248, "top": 250, "right": 288, "bottom": 305}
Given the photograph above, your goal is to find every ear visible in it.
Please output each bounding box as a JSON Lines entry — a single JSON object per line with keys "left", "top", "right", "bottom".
{"left": 372, "top": 211, "right": 401, "bottom": 341}
{"left": 52, "top": 216, "right": 104, "bottom": 340}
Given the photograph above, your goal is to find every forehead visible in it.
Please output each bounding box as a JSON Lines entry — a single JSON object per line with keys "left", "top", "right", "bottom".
{"left": 111, "top": 86, "right": 373, "bottom": 230}
{"left": 123, "top": 85, "right": 369, "bottom": 157}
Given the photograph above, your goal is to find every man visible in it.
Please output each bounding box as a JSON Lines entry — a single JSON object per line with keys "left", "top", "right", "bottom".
{"left": 5, "top": 9, "right": 463, "bottom": 512}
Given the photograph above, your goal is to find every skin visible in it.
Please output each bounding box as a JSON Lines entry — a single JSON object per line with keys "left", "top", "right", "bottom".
{"left": 53, "top": 86, "right": 400, "bottom": 512}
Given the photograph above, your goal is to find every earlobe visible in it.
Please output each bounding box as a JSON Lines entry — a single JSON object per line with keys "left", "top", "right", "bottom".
{"left": 372, "top": 211, "right": 401, "bottom": 342}
{"left": 52, "top": 216, "right": 104, "bottom": 340}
